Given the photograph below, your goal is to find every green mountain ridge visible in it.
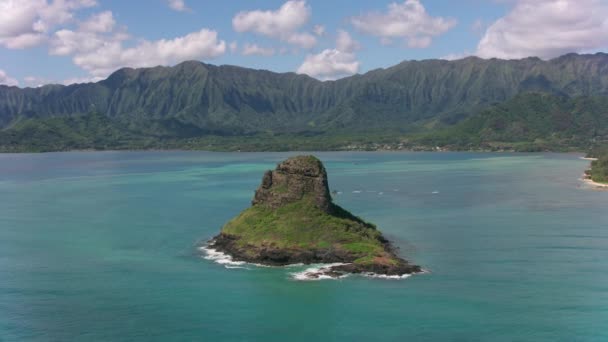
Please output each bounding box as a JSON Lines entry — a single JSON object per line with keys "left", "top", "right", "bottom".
{"left": 2, "top": 53, "right": 608, "bottom": 151}
{"left": 415, "top": 93, "right": 608, "bottom": 151}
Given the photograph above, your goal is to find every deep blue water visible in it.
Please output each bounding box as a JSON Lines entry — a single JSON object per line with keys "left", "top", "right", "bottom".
{"left": 1, "top": 151, "right": 607, "bottom": 341}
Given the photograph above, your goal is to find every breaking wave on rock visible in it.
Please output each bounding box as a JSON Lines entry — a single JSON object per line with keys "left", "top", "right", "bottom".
{"left": 199, "top": 245, "right": 248, "bottom": 268}
{"left": 201, "top": 242, "right": 421, "bottom": 281}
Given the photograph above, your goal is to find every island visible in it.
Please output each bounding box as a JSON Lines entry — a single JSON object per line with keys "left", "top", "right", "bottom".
{"left": 206, "top": 155, "right": 421, "bottom": 279}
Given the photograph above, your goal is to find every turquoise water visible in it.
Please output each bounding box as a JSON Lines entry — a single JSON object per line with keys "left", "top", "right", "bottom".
{"left": 1, "top": 152, "right": 607, "bottom": 341}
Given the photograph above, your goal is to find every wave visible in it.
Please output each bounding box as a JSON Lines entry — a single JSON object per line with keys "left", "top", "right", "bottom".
{"left": 201, "top": 242, "right": 422, "bottom": 281}
{"left": 290, "top": 263, "right": 350, "bottom": 281}
{"left": 200, "top": 242, "right": 304, "bottom": 269}
{"left": 361, "top": 273, "right": 412, "bottom": 279}
{"left": 290, "top": 265, "right": 422, "bottom": 281}
{"left": 199, "top": 245, "right": 248, "bottom": 268}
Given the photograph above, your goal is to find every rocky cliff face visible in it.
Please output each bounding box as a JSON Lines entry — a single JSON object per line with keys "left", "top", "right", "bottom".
{"left": 252, "top": 156, "right": 332, "bottom": 212}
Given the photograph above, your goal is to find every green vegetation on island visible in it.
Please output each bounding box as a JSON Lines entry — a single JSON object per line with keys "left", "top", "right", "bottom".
{"left": 209, "top": 155, "right": 420, "bottom": 277}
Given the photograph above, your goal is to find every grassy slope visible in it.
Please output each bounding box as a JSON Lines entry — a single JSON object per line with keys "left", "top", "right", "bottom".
{"left": 220, "top": 196, "right": 398, "bottom": 265}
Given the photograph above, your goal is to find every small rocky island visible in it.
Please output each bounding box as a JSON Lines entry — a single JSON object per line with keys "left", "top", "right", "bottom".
{"left": 208, "top": 155, "right": 421, "bottom": 278}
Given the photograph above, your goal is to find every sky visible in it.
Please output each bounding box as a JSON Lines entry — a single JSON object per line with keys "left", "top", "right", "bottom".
{"left": 0, "top": 0, "right": 607, "bottom": 87}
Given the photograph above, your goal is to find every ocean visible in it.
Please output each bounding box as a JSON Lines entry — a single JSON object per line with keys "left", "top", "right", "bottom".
{"left": 1, "top": 151, "right": 607, "bottom": 341}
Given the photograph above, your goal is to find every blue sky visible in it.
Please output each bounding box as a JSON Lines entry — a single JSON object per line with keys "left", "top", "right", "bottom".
{"left": 0, "top": 0, "right": 606, "bottom": 86}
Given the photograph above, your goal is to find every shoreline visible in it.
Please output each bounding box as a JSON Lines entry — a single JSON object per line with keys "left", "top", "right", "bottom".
{"left": 582, "top": 177, "right": 608, "bottom": 188}
{"left": 200, "top": 243, "right": 422, "bottom": 281}
{"left": 0, "top": 147, "right": 590, "bottom": 155}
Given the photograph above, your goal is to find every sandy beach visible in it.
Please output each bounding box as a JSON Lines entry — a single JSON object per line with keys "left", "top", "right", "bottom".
{"left": 581, "top": 175, "right": 608, "bottom": 190}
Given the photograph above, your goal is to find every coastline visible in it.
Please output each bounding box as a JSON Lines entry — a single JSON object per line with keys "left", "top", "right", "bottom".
{"left": 200, "top": 242, "right": 423, "bottom": 281}
{"left": 582, "top": 177, "right": 608, "bottom": 188}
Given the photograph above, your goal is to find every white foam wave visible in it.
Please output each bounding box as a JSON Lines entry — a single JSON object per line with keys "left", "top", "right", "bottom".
{"left": 201, "top": 243, "right": 307, "bottom": 270}
{"left": 352, "top": 190, "right": 362, "bottom": 193}
{"left": 290, "top": 263, "right": 349, "bottom": 281}
{"left": 362, "top": 273, "right": 412, "bottom": 280}
{"left": 200, "top": 245, "right": 247, "bottom": 267}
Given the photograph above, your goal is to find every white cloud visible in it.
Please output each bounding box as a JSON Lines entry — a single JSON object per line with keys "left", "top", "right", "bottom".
{"left": 336, "top": 29, "right": 360, "bottom": 53}
{"left": 313, "top": 24, "right": 325, "bottom": 36}
{"left": 229, "top": 41, "right": 238, "bottom": 53}
{"left": 0, "top": 0, "right": 97, "bottom": 49}
{"left": 24, "top": 75, "right": 51, "bottom": 87}
{"left": 49, "top": 11, "right": 119, "bottom": 56}
{"left": 69, "top": 28, "right": 226, "bottom": 77}
{"left": 46, "top": 8, "right": 225, "bottom": 78}
{"left": 167, "top": 0, "right": 188, "bottom": 12}
{"left": 407, "top": 36, "right": 431, "bottom": 48}
{"left": 476, "top": 0, "right": 608, "bottom": 59}
{"left": 232, "top": 0, "right": 317, "bottom": 48}
{"left": 297, "top": 49, "right": 359, "bottom": 80}
{"left": 0, "top": 69, "right": 19, "bottom": 86}
{"left": 440, "top": 51, "right": 472, "bottom": 61}
{"left": 23, "top": 74, "right": 102, "bottom": 87}
{"left": 351, "top": 0, "right": 456, "bottom": 48}
{"left": 61, "top": 75, "right": 102, "bottom": 85}
{"left": 79, "top": 10, "right": 115, "bottom": 33}
{"left": 242, "top": 43, "right": 275, "bottom": 56}
{"left": 297, "top": 29, "right": 361, "bottom": 80}
{"left": 471, "top": 19, "right": 485, "bottom": 35}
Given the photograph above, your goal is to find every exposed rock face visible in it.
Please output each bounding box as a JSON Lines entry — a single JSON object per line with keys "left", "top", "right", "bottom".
{"left": 252, "top": 156, "right": 332, "bottom": 213}
{"left": 206, "top": 155, "right": 421, "bottom": 279}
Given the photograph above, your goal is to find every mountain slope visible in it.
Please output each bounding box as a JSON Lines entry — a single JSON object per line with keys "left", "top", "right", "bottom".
{"left": 414, "top": 93, "right": 608, "bottom": 151}
{"left": 1, "top": 53, "right": 608, "bottom": 151}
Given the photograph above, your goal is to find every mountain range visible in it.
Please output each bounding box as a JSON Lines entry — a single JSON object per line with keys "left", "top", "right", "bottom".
{"left": 1, "top": 53, "right": 608, "bottom": 152}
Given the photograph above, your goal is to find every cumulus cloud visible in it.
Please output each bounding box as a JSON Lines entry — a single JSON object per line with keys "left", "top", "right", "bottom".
{"left": 66, "top": 28, "right": 225, "bottom": 77}
{"left": 336, "top": 29, "right": 360, "bottom": 52}
{"left": 242, "top": 43, "right": 275, "bottom": 56}
{"left": 46, "top": 8, "right": 225, "bottom": 78}
{"left": 79, "top": 10, "right": 115, "bottom": 33}
{"left": 351, "top": 0, "right": 456, "bottom": 48}
{"left": 297, "top": 30, "right": 360, "bottom": 80}
{"left": 476, "top": 0, "right": 608, "bottom": 59}
{"left": 440, "top": 51, "right": 472, "bottom": 61}
{"left": 23, "top": 75, "right": 101, "bottom": 86}
{"left": 297, "top": 49, "right": 359, "bottom": 80}
{"left": 0, "top": 0, "right": 97, "bottom": 49}
{"left": 0, "top": 69, "right": 19, "bottom": 86}
{"left": 232, "top": 0, "right": 317, "bottom": 48}
{"left": 229, "top": 41, "right": 238, "bottom": 53}
{"left": 313, "top": 24, "right": 325, "bottom": 36}
{"left": 167, "top": 0, "right": 188, "bottom": 12}
{"left": 49, "top": 13, "right": 122, "bottom": 57}
{"left": 471, "top": 19, "right": 485, "bottom": 36}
